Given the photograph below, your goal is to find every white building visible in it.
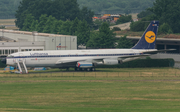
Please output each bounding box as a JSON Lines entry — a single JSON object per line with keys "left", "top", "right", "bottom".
{"left": 0, "top": 29, "right": 77, "bottom": 57}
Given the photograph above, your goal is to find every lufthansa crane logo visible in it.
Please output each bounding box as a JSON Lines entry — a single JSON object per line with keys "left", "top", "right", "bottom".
{"left": 145, "top": 31, "right": 156, "bottom": 43}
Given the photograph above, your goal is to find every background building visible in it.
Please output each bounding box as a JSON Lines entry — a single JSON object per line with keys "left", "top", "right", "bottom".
{"left": 0, "top": 29, "right": 77, "bottom": 57}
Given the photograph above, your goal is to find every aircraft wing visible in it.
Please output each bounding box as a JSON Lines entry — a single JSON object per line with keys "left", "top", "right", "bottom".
{"left": 55, "top": 49, "right": 175, "bottom": 65}
{"left": 55, "top": 54, "right": 151, "bottom": 65}
{"left": 55, "top": 59, "right": 83, "bottom": 64}
{"left": 55, "top": 57, "right": 104, "bottom": 65}
{"left": 142, "top": 49, "right": 176, "bottom": 54}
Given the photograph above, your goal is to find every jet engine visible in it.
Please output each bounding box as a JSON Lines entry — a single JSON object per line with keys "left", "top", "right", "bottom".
{"left": 103, "top": 59, "right": 123, "bottom": 65}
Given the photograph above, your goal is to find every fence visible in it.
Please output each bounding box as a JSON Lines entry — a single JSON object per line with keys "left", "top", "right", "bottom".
{"left": 1, "top": 71, "right": 180, "bottom": 78}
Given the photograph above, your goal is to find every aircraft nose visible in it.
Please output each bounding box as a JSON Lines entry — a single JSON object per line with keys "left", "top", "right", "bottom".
{"left": 1, "top": 58, "right": 6, "bottom": 64}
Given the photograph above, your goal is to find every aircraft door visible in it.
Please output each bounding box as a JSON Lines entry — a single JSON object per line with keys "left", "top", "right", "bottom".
{"left": 18, "top": 53, "right": 26, "bottom": 63}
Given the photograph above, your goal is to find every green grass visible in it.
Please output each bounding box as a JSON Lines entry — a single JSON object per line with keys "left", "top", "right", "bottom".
{"left": 0, "top": 68, "right": 180, "bottom": 111}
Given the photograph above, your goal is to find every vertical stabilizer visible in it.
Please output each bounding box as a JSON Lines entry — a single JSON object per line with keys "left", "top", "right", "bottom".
{"left": 132, "top": 21, "right": 159, "bottom": 49}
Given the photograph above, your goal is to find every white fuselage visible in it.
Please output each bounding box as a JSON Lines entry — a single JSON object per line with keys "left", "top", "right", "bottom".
{"left": 6, "top": 49, "right": 156, "bottom": 68}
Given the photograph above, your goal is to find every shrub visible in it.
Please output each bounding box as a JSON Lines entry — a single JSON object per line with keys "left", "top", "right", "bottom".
{"left": 159, "top": 23, "right": 173, "bottom": 34}
{"left": 112, "top": 27, "right": 121, "bottom": 31}
{"left": 97, "top": 59, "right": 174, "bottom": 68}
{"left": 0, "top": 26, "right": 5, "bottom": 29}
{"left": 130, "top": 21, "right": 146, "bottom": 31}
{"left": 116, "top": 15, "right": 132, "bottom": 24}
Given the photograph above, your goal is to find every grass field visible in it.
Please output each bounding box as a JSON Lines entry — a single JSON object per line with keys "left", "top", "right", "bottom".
{"left": 0, "top": 68, "right": 180, "bottom": 112}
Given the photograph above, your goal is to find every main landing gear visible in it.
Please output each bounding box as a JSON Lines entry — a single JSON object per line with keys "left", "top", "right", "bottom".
{"left": 75, "top": 67, "right": 95, "bottom": 71}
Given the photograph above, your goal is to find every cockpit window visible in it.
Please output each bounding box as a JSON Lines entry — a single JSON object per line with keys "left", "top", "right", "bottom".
{"left": 7, "top": 55, "right": 14, "bottom": 58}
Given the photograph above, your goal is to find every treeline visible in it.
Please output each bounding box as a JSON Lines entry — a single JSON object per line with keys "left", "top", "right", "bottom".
{"left": 0, "top": 0, "right": 155, "bottom": 18}
{"left": 15, "top": 0, "right": 94, "bottom": 30}
{"left": 0, "top": 0, "right": 21, "bottom": 18}
{"left": 78, "top": 0, "right": 155, "bottom": 14}
{"left": 17, "top": 0, "right": 133, "bottom": 48}
{"left": 23, "top": 15, "right": 91, "bottom": 46}
{"left": 22, "top": 15, "right": 133, "bottom": 48}
{"left": 130, "top": 0, "right": 180, "bottom": 34}
{"left": 22, "top": 14, "right": 120, "bottom": 48}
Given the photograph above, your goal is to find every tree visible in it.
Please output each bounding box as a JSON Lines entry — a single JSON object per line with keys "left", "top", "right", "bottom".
{"left": 116, "top": 35, "right": 133, "bottom": 48}
{"left": 158, "top": 23, "right": 173, "bottom": 34}
{"left": 75, "top": 20, "right": 90, "bottom": 46}
{"left": 86, "top": 32, "right": 99, "bottom": 48}
{"left": 50, "top": 0, "right": 80, "bottom": 21}
{"left": 116, "top": 15, "right": 132, "bottom": 24}
{"left": 69, "top": 17, "right": 79, "bottom": 35}
{"left": 54, "top": 20, "right": 64, "bottom": 34}
{"left": 129, "top": 0, "right": 140, "bottom": 9}
{"left": 149, "top": 0, "right": 180, "bottom": 33}
{"left": 36, "top": 14, "right": 48, "bottom": 32}
{"left": 22, "top": 14, "right": 34, "bottom": 31}
{"left": 15, "top": 10, "right": 28, "bottom": 29}
{"left": 58, "top": 20, "right": 72, "bottom": 35}
{"left": 98, "top": 22, "right": 116, "bottom": 48}
{"left": 43, "top": 15, "right": 57, "bottom": 33}
{"left": 93, "top": 19, "right": 104, "bottom": 30}
{"left": 87, "top": 22, "right": 116, "bottom": 48}
{"left": 0, "top": 0, "right": 21, "bottom": 18}
{"left": 130, "top": 21, "right": 146, "bottom": 31}
{"left": 137, "top": 10, "right": 153, "bottom": 18}
{"left": 30, "top": 20, "right": 38, "bottom": 32}
{"left": 79, "top": 7, "right": 94, "bottom": 25}
{"left": 78, "top": 0, "right": 154, "bottom": 14}
{"left": 15, "top": 0, "right": 93, "bottom": 30}
{"left": 15, "top": 0, "right": 45, "bottom": 29}
{"left": 124, "top": 8, "right": 132, "bottom": 15}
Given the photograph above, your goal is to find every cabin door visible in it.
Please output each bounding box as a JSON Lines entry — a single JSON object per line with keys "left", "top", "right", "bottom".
{"left": 18, "top": 53, "right": 26, "bottom": 63}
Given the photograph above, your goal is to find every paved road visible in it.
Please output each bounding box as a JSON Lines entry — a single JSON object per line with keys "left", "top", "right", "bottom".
{"left": 110, "top": 22, "right": 131, "bottom": 30}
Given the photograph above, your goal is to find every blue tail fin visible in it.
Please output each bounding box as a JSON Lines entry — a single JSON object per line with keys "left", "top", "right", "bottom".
{"left": 132, "top": 21, "right": 159, "bottom": 49}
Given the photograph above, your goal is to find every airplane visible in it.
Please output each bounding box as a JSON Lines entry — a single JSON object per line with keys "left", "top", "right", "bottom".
{"left": 1, "top": 21, "right": 172, "bottom": 72}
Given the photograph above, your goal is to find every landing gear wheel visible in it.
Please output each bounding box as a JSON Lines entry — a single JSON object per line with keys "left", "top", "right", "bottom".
{"left": 82, "top": 68, "right": 87, "bottom": 71}
{"left": 87, "top": 68, "right": 91, "bottom": 71}
{"left": 92, "top": 68, "right": 95, "bottom": 71}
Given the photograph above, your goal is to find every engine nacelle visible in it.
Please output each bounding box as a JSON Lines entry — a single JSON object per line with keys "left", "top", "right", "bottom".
{"left": 77, "top": 62, "right": 93, "bottom": 68}
{"left": 103, "top": 59, "right": 122, "bottom": 65}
